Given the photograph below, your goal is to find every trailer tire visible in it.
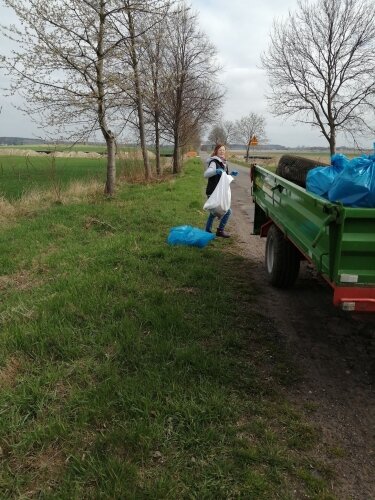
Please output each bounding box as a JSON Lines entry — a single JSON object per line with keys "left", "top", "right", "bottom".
{"left": 276, "top": 155, "right": 330, "bottom": 187}
{"left": 265, "top": 224, "right": 301, "bottom": 288}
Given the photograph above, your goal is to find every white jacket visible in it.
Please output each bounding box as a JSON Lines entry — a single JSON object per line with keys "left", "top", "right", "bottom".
{"left": 204, "top": 156, "right": 227, "bottom": 178}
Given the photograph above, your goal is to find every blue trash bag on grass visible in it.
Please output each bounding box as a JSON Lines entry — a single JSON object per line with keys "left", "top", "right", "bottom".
{"left": 167, "top": 225, "right": 215, "bottom": 248}
{"left": 328, "top": 155, "right": 375, "bottom": 207}
{"left": 306, "top": 154, "right": 348, "bottom": 197}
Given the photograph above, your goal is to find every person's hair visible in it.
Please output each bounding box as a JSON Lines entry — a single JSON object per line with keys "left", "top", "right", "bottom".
{"left": 212, "top": 143, "right": 225, "bottom": 156}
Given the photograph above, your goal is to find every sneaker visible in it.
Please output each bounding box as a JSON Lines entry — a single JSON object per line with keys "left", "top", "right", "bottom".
{"left": 205, "top": 229, "right": 212, "bottom": 233}
{"left": 216, "top": 229, "right": 230, "bottom": 238}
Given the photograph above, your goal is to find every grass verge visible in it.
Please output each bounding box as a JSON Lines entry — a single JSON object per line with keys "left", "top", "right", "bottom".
{"left": 0, "top": 159, "right": 334, "bottom": 498}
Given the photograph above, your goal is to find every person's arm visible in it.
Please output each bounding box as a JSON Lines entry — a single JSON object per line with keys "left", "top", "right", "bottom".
{"left": 225, "top": 161, "right": 239, "bottom": 177}
{"left": 203, "top": 161, "right": 219, "bottom": 178}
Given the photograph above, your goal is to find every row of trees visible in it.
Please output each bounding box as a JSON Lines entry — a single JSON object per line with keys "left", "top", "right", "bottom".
{"left": 208, "top": 113, "right": 267, "bottom": 160}
{"left": 3, "top": 0, "right": 373, "bottom": 194}
{"left": 1, "top": 0, "right": 223, "bottom": 194}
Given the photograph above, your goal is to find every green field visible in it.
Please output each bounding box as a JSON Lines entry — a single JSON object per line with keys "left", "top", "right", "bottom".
{"left": 0, "top": 144, "right": 175, "bottom": 155}
{"left": 0, "top": 159, "right": 335, "bottom": 498}
{"left": 149, "top": 146, "right": 175, "bottom": 156}
{"left": 0, "top": 155, "right": 162, "bottom": 199}
{"left": 0, "top": 156, "right": 107, "bottom": 199}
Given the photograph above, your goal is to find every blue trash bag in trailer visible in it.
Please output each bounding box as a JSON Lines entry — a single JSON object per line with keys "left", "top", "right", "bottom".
{"left": 167, "top": 225, "right": 215, "bottom": 248}
{"left": 328, "top": 155, "right": 375, "bottom": 208}
{"left": 306, "top": 154, "right": 349, "bottom": 197}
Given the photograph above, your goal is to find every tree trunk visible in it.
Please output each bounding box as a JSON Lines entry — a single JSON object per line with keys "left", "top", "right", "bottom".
{"left": 104, "top": 132, "right": 116, "bottom": 195}
{"left": 155, "top": 112, "right": 161, "bottom": 176}
{"left": 329, "top": 129, "right": 336, "bottom": 157}
{"left": 136, "top": 94, "right": 151, "bottom": 179}
{"left": 128, "top": 10, "right": 151, "bottom": 180}
{"left": 173, "top": 81, "right": 183, "bottom": 173}
{"left": 173, "top": 129, "right": 180, "bottom": 173}
{"left": 152, "top": 64, "right": 161, "bottom": 175}
{"left": 97, "top": 1, "right": 116, "bottom": 196}
{"left": 246, "top": 144, "right": 250, "bottom": 161}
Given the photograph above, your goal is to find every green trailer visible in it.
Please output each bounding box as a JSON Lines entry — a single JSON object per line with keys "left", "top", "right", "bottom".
{"left": 251, "top": 164, "right": 375, "bottom": 312}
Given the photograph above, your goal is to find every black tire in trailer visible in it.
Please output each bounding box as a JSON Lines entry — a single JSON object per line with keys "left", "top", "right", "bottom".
{"left": 276, "top": 154, "right": 330, "bottom": 188}
{"left": 265, "top": 224, "right": 301, "bottom": 288}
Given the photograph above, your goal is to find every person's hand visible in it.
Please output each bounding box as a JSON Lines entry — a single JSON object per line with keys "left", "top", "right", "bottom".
{"left": 230, "top": 170, "right": 239, "bottom": 177}
{"left": 216, "top": 168, "right": 224, "bottom": 175}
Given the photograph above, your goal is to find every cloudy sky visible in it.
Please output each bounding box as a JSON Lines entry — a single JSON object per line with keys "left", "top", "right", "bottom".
{"left": 191, "top": 0, "right": 313, "bottom": 146}
{"left": 0, "top": 0, "right": 367, "bottom": 147}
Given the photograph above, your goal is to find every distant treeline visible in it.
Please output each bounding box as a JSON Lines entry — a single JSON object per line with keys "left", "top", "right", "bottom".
{"left": 0, "top": 137, "right": 45, "bottom": 145}
{"left": 0, "top": 137, "right": 106, "bottom": 146}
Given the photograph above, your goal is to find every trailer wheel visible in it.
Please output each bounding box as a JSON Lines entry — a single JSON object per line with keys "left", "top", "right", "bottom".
{"left": 276, "top": 155, "right": 330, "bottom": 188}
{"left": 265, "top": 225, "right": 301, "bottom": 288}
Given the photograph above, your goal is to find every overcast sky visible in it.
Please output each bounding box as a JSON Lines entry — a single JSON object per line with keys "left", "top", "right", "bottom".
{"left": 190, "top": 0, "right": 323, "bottom": 147}
{"left": 0, "top": 1, "right": 371, "bottom": 147}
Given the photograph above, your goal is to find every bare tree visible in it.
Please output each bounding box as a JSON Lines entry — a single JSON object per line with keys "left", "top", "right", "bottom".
{"left": 234, "top": 113, "right": 267, "bottom": 160}
{"left": 208, "top": 120, "right": 236, "bottom": 147}
{"left": 123, "top": 1, "right": 151, "bottom": 179}
{"left": 222, "top": 120, "right": 235, "bottom": 146}
{"left": 0, "top": 0, "right": 133, "bottom": 194}
{"left": 0, "top": 0, "right": 171, "bottom": 193}
{"left": 115, "top": 0, "right": 171, "bottom": 180}
{"left": 208, "top": 125, "right": 226, "bottom": 146}
{"left": 262, "top": 0, "right": 375, "bottom": 155}
{"left": 140, "top": 7, "right": 169, "bottom": 175}
{"left": 162, "top": 4, "right": 223, "bottom": 173}
{"left": 187, "top": 123, "right": 202, "bottom": 151}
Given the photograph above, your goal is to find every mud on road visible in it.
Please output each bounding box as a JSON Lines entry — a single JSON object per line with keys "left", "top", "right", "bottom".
{"left": 229, "top": 164, "right": 375, "bottom": 500}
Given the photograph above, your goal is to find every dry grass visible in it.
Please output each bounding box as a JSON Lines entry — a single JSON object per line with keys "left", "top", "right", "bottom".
{"left": 63, "top": 179, "right": 103, "bottom": 201}
{"left": 117, "top": 149, "right": 156, "bottom": 160}
{"left": 117, "top": 156, "right": 172, "bottom": 184}
{"left": 11, "top": 445, "right": 67, "bottom": 498}
{"left": 0, "top": 270, "right": 42, "bottom": 293}
{"left": 0, "top": 356, "right": 23, "bottom": 389}
{"left": 0, "top": 197, "right": 16, "bottom": 222}
{"left": 0, "top": 180, "right": 103, "bottom": 225}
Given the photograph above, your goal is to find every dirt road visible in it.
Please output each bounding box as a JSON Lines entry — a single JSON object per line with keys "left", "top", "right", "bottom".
{"left": 226, "top": 160, "right": 375, "bottom": 500}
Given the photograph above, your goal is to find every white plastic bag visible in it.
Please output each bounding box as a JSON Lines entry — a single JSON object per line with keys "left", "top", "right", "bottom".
{"left": 203, "top": 172, "right": 233, "bottom": 217}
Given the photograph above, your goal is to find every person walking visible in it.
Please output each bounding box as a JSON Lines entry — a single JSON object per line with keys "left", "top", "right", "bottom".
{"left": 204, "top": 144, "right": 238, "bottom": 237}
